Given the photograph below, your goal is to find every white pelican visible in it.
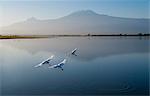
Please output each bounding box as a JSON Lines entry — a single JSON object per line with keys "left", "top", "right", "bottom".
{"left": 48, "top": 59, "right": 66, "bottom": 70}
{"left": 34, "top": 55, "right": 54, "bottom": 68}
{"left": 71, "top": 48, "right": 77, "bottom": 56}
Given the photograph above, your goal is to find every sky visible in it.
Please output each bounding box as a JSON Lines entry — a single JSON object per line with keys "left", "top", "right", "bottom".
{"left": 0, "top": 0, "right": 149, "bottom": 27}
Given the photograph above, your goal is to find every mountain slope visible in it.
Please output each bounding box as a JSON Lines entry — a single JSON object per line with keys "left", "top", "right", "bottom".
{"left": 1, "top": 10, "right": 149, "bottom": 35}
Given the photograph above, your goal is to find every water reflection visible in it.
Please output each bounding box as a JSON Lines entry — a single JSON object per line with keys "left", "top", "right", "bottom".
{"left": 0, "top": 37, "right": 149, "bottom": 95}
{"left": 0, "top": 37, "right": 149, "bottom": 61}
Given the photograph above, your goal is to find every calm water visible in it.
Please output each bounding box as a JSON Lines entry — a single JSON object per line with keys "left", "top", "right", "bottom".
{"left": 0, "top": 37, "right": 149, "bottom": 96}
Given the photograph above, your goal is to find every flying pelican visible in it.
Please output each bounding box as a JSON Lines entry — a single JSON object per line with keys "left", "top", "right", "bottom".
{"left": 71, "top": 48, "right": 77, "bottom": 56}
{"left": 48, "top": 59, "right": 66, "bottom": 71}
{"left": 34, "top": 55, "right": 54, "bottom": 68}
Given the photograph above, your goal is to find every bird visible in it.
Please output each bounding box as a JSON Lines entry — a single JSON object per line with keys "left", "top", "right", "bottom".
{"left": 34, "top": 48, "right": 78, "bottom": 70}
{"left": 71, "top": 48, "right": 77, "bottom": 56}
{"left": 48, "top": 59, "right": 66, "bottom": 71}
{"left": 34, "top": 55, "right": 54, "bottom": 68}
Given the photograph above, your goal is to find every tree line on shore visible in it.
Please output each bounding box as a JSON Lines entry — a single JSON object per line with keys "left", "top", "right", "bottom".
{"left": 0, "top": 33, "right": 150, "bottom": 39}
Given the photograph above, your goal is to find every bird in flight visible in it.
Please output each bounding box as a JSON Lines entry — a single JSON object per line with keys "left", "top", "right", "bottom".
{"left": 48, "top": 59, "right": 67, "bottom": 71}
{"left": 71, "top": 48, "right": 77, "bottom": 56}
{"left": 34, "top": 55, "right": 54, "bottom": 68}
{"left": 34, "top": 48, "right": 78, "bottom": 70}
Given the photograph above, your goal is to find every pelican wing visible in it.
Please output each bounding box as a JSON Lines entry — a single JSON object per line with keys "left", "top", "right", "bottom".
{"left": 61, "top": 59, "right": 67, "bottom": 64}
{"left": 71, "top": 48, "right": 77, "bottom": 54}
{"left": 34, "top": 63, "right": 43, "bottom": 68}
{"left": 45, "top": 55, "right": 54, "bottom": 61}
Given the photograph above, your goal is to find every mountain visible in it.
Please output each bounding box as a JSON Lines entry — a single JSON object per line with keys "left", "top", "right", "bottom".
{"left": 1, "top": 10, "right": 149, "bottom": 35}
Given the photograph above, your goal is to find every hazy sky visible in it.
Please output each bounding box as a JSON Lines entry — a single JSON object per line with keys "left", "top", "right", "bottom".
{"left": 0, "top": 0, "right": 149, "bottom": 27}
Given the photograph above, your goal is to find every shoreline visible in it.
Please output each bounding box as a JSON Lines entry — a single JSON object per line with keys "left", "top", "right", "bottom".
{"left": 0, "top": 34, "right": 150, "bottom": 39}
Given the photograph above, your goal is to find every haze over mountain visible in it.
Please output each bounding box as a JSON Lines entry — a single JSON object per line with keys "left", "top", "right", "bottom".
{"left": 1, "top": 10, "right": 149, "bottom": 35}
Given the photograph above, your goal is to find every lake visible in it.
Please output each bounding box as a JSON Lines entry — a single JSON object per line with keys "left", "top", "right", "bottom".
{"left": 0, "top": 36, "right": 149, "bottom": 96}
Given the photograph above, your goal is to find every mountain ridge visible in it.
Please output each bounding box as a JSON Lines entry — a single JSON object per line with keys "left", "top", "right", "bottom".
{"left": 1, "top": 10, "right": 149, "bottom": 35}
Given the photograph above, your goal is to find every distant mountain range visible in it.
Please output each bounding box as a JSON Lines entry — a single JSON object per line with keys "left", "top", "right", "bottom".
{"left": 1, "top": 10, "right": 149, "bottom": 35}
